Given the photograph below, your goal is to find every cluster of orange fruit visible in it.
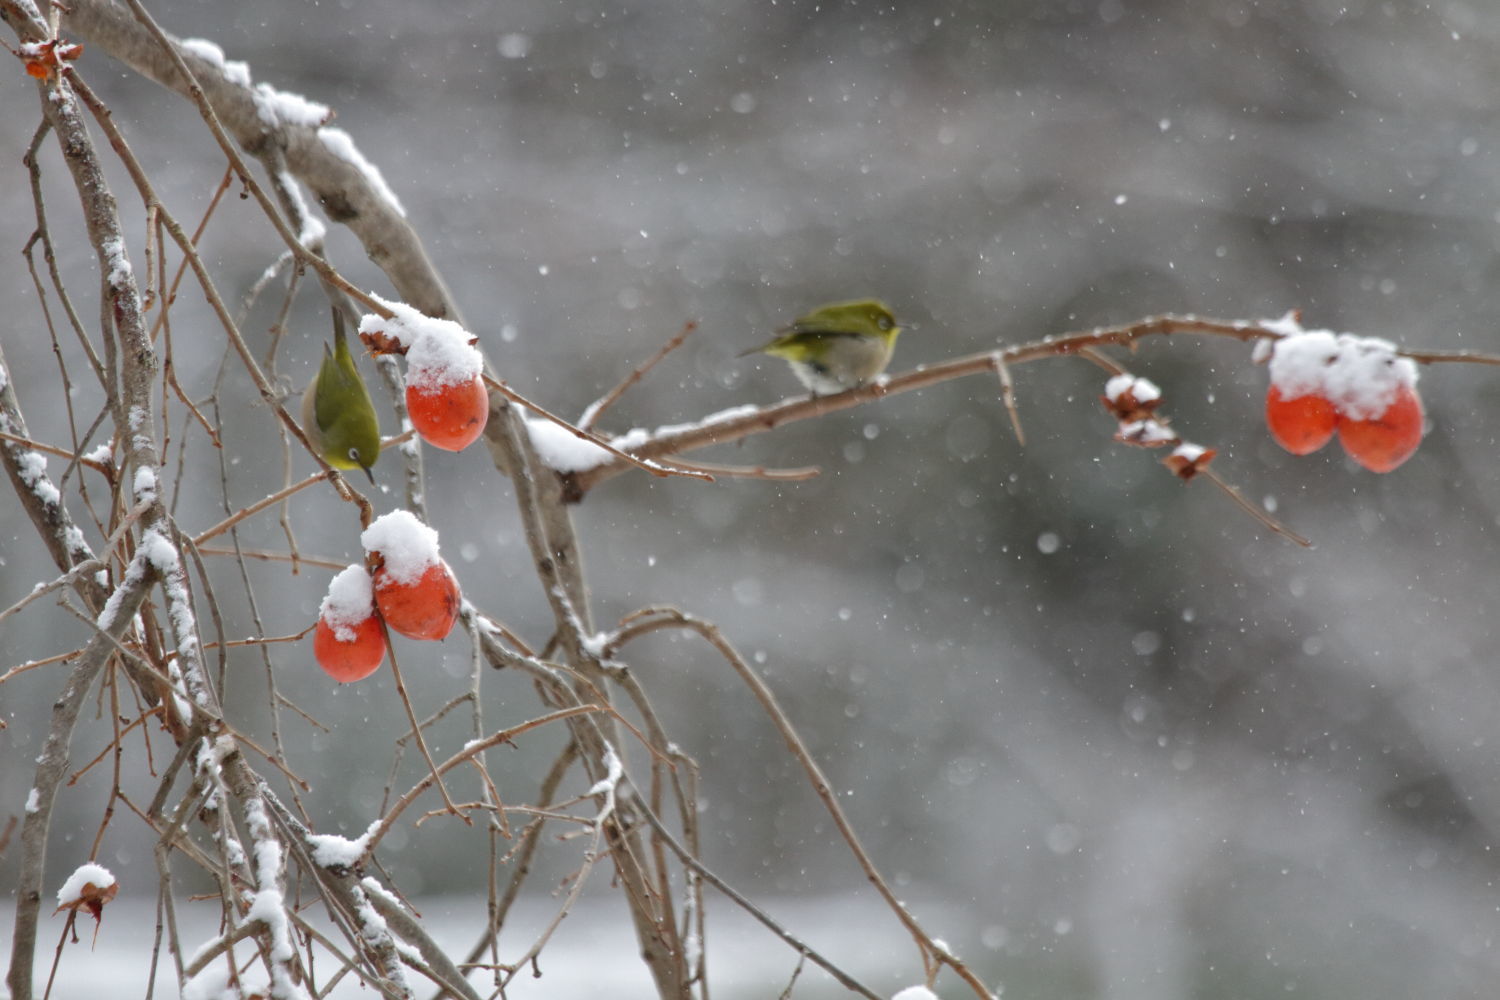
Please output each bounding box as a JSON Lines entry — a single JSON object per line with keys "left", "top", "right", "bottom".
{"left": 1263, "top": 331, "right": 1423, "bottom": 473}
{"left": 313, "top": 511, "right": 462, "bottom": 682}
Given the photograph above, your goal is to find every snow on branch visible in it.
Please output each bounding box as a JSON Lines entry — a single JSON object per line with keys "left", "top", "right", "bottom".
{"left": 61, "top": 0, "right": 455, "bottom": 320}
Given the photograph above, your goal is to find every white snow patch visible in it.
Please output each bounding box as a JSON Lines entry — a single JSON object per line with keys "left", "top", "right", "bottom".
{"left": 652, "top": 403, "right": 762, "bottom": 437}
{"left": 238, "top": 797, "right": 306, "bottom": 986}
{"left": 96, "top": 550, "right": 151, "bottom": 632}
{"left": 360, "top": 509, "right": 442, "bottom": 584}
{"left": 527, "top": 419, "right": 613, "bottom": 472}
{"left": 319, "top": 564, "right": 376, "bottom": 641}
{"left": 587, "top": 744, "right": 625, "bottom": 797}
{"left": 181, "top": 961, "right": 242, "bottom": 1000}
{"left": 308, "top": 819, "right": 380, "bottom": 869}
{"left": 56, "top": 862, "right": 115, "bottom": 905}
{"left": 195, "top": 733, "right": 235, "bottom": 784}
{"left": 891, "top": 987, "right": 940, "bottom": 1000}
{"left": 318, "top": 127, "right": 406, "bottom": 217}
{"left": 253, "top": 82, "right": 332, "bottom": 129}
{"left": 1172, "top": 442, "right": 1208, "bottom": 463}
{"left": 1117, "top": 419, "right": 1176, "bottom": 445}
{"left": 277, "top": 169, "right": 326, "bottom": 247}
{"left": 299, "top": 212, "right": 327, "bottom": 248}
{"left": 1323, "top": 334, "right": 1418, "bottom": 421}
{"left": 1266, "top": 330, "right": 1339, "bottom": 400}
{"left": 361, "top": 295, "right": 483, "bottom": 389}
{"left": 25, "top": 787, "right": 40, "bottom": 813}
{"left": 1269, "top": 330, "right": 1418, "bottom": 420}
{"left": 533, "top": 401, "right": 765, "bottom": 473}
{"left": 581, "top": 631, "right": 613, "bottom": 657}
{"left": 1260, "top": 310, "right": 1306, "bottom": 339}
{"left": 133, "top": 465, "right": 157, "bottom": 503}
{"left": 15, "top": 451, "right": 60, "bottom": 506}
{"left": 353, "top": 888, "right": 393, "bottom": 944}
{"left": 136, "top": 527, "right": 179, "bottom": 575}
{"left": 1104, "top": 374, "right": 1160, "bottom": 404}
{"left": 360, "top": 876, "right": 405, "bottom": 909}
{"left": 100, "top": 235, "right": 133, "bottom": 287}
{"left": 179, "top": 37, "right": 252, "bottom": 88}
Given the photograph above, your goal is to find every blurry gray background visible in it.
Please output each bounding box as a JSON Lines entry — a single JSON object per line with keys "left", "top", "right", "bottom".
{"left": 5, "top": 1, "right": 1500, "bottom": 998}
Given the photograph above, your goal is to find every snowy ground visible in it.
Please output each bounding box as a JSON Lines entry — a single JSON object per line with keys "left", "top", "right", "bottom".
{"left": 3, "top": 892, "right": 968, "bottom": 1000}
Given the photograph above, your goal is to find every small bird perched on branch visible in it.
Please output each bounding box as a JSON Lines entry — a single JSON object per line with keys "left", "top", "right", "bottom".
{"left": 740, "top": 298, "right": 902, "bottom": 395}
{"left": 302, "top": 308, "right": 381, "bottom": 481}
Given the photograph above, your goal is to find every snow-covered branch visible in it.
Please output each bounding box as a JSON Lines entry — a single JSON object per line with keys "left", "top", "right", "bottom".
{"left": 60, "top": 0, "right": 460, "bottom": 323}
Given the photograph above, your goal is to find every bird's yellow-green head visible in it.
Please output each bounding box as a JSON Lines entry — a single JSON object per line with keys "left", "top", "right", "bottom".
{"left": 741, "top": 298, "right": 902, "bottom": 395}
{"left": 302, "top": 310, "right": 381, "bottom": 480}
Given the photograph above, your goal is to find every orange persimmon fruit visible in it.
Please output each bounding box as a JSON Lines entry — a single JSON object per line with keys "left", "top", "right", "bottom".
{"left": 1265, "top": 384, "right": 1338, "bottom": 456}
{"left": 313, "top": 613, "right": 387, "bottom": 683}
{"left": 1337, "top": 383, "right": 1424, "bottom": 473}
{"left": 406, "top": 375, "right": 489, "bottom": 452}
{"left": 373, "top": 560, "right": 461, "bottom": 640}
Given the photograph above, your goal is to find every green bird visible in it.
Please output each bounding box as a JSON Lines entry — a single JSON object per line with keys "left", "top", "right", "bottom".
{"left": 740, "top": 298, "right": 902, "bottom": 395}
{"left": 301, "top": 308, "right": 381, "bottom": 481}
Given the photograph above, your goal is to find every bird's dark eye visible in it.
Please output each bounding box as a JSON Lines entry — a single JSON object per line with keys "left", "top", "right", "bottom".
{"left": 348, "top": 447, "right": 361, "bottom": 462}
{"left": 878, "top": 316, "right": 892, "bottom": 330}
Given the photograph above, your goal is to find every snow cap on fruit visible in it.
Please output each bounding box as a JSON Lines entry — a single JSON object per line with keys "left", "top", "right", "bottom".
{"left": 360, "top": 295, "right": 484, "bottom": 391}
{"left": 1322, "top": 335, "right": 1418, "bottom": 421}
{"left": 1266, "top": 325, "right": 1419, "bottom": 419}
{"left": 360, "top": 509, "right": 443, "bottom": 584}
{"left": 1267, "top": 330, "right": 1340, "bottom": 400}
{"left": 319, "top": 564, "right": 376, "bottom": 642}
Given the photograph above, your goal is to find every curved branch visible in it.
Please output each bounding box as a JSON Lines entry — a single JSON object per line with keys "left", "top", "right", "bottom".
{"left": 611, "top": 608, "right": 997, "bottom": 1000}
{"left": 60, "top": 0, "right": 460, "bottom": 321}
{"left": 568, "top": 314, "right": 1279, "bottom": 497}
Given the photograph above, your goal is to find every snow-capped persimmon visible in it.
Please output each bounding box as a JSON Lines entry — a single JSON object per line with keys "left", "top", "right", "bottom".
{"left": 1264, "top": 327, "right": 1424, "bottom": 473}
{"left": 313, "top": 613, "right": 387, "bottom": 682}
{"left": 314, "top": 564, "right": 387, "bottom": 682}
{"left": 1337, "top": 382, "right": 1424, "bottom": 473}
{"left": 373, "top": 560, "right": 461, "bottom": 640}
{"left": 406, "top": 374, "right": 489, "bottom": 452}
{"left": 1265, "top": 384, "right": 1338, "bottom": 455}
{"left": 364, "top": 300, "right": 490, "bottom": 452}
{"left": 361, "top": 510, "right": 460, "bottom": 639}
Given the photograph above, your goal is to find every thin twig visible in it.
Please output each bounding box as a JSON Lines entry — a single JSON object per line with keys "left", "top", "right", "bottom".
{"left": 1201, "top": 467, "right": 1312, "bottom": 547}
{"left": 383, "top": 637, "right": 467, "bottom": 824}
{"left": 462, "top": 740, "right": 578, "bottom": 978}
{"left": 194, "top": 546, "right": 347, "bottom": 571}
{"left": 990, "top": 352, "right": 1026, "bottom": 446}
{"left": 567, "top": 314, "right": 1292, "bottom": 496}
{"left": 613, "top": 608, "right": 997, "bottom": 1000}
{"left": 0, "top": 429, "right": 112, "bottom": 473}
{"left": 498, "top": 744, "right": 622, "bottom": 991}
{"left": 1404, "top": 348, "right": 1500, "bottom": 366}
{"left": 580, "top": 319, "right": 698, "bottom": 431}
{"left": 631, "top": 795, "right": 881, "bottom": 1000}
{"left": 1076, "top": 346, "right": 1312, "bottom": 546}
{"left": 191, "top": 471, "right": 327, "bottom": 544}
{"left": 0, "top": 650, "right": 82, "bottom": 686}
{"left": 364, "top": 705, "right": 606, "bottom": 857}
{"left": 651, "top": 456, "right": 821, "bottom": 482}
